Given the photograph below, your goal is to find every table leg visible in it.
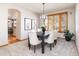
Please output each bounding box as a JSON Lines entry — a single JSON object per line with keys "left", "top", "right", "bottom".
{"left": 41, "top": 38, "right": 44, "bottom": 54}
{"left": 50, "top": 44, "right": 52, "bottom": 50}
{"left": 54, "top": 40, "right": 57, "bottom": 45}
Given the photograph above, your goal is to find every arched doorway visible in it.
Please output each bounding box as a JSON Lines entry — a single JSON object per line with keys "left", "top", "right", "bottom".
{"left": 8, "top": 9, "right": 21, "bottom": 44}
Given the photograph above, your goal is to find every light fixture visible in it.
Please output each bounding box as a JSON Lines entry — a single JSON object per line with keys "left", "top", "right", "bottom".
{"left": 40, "top": 3, "right": 47, "bottom": 20}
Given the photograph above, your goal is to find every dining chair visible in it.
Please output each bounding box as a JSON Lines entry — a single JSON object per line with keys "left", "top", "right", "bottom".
{"left": 45, "top": 31, "right": 55, "bottom": 50}
{"left": 53, "top": 30, "right": 58, "bottom": 45}
{"left": 28, "top": 30, "right": 42, "bottom": 53}
{"left": 37, "top": 28, "right": 42, "bottom": 32}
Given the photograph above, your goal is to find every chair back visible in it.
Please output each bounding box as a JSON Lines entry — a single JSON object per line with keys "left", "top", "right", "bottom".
{"left": 47, "top": 31, "right": 54, "bottom": 43}
{"left": 37, "top": 28, "right": 42, "bottom": 32}
{"left": 29, "top": 30, "right": 39, "bottom": 45}
{"left": 53, "top": 30, "right": 58, "bottom": 39}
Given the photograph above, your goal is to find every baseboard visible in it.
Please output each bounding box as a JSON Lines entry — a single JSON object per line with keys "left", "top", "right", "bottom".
{"left": 74, "top": 40, "right": 79, "bottom": 55}
{"left": 0, "top": 44, "right": 9, "bottom": 47}
{"left": 0, "top": 38, "right": 28, "bottom": 47}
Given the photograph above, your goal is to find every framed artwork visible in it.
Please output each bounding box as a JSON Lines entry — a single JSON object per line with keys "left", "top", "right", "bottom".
{"left": 24, "top": 18, "right": 32, "bottom": 30}
{"left": 32, "top": 19, "right": 36, "bottom": 29}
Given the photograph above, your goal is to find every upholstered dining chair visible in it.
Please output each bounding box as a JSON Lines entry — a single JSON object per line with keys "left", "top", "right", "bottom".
{"left": 28, "top": 30, "right": 42, "bottom": 53}
{"left": 45, "top": 31, "right": 55, "bottom": 50}
{"left": 53, "top": 30, "right": 58, "bottom": 45}
{"left": 37, "top": 28, "right": 42, "bottom": 32}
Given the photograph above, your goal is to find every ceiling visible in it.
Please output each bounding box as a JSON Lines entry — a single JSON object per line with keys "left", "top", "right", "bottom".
{"left": 15, "top": 3, "right": 76, "bottom": 14}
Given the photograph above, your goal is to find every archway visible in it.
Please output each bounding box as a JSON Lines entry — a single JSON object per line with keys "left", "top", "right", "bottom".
{"left": 8, "top": 9, "right": 21, "bottom": 44}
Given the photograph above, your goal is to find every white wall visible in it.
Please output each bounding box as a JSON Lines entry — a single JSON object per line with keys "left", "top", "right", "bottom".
{"left": 47, "top": 8, "right": 76, "bottom": 34}
{"left": 0, "top": 4, "right": 39, "bottom": 46}
{"left": 20, "top": 8, "right": 39, "bottom": 40}
{"left": 0, "top": 4, "right": 8, "bottom": 46}
{"left": 75, "top": 4, "right": 79, "bottom": 52}
{"left": 0, "top": 4, "right": 76, "bottom": 46}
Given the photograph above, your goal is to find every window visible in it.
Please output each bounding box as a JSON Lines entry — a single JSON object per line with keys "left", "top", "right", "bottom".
{"left": 47, "top": 12, "right": 68, "bottom": 32}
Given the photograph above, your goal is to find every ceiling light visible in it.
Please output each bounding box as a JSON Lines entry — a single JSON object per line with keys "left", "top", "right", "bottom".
{"left": 40, "top": 3, "right": 47, "bottom": 20}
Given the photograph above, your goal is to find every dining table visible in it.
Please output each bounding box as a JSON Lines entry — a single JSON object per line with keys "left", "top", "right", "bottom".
{"left": 37, "top": 31, "right": 49, "bottom": 54}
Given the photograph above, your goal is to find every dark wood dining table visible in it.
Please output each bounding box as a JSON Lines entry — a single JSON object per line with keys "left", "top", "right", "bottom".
{"left": 37, "top": 31, "right": 49, "bottom": 54}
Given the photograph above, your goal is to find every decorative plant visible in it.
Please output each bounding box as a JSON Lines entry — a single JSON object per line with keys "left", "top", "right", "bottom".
{"left": 41, "top": 26, "right": 46, "bottom": 34}
{"left": 64, "top": 30, "right": 74, "bottom": 41}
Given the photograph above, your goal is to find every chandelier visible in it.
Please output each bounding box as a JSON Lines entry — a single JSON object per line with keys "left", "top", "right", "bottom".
{"left": 40, "top": 3, "right": 47, "bottom": 20}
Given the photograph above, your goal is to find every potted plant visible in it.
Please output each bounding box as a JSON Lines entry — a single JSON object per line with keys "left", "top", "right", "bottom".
{"left": 64, "top": 30, "right": 74, "bottom": 41}
{"left": 41, "top": 26, "right": 46, "bottom": 34}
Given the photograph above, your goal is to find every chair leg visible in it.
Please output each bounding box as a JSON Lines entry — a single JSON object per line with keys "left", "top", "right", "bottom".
{"left": 28, "top": 42, "right": 31, "bottom": 50}
{"left": 28, "top": 38, "right": 31, "bottom": 50}
{"left": 53, "top": 43, "right": 54, "bottom": 47}
{"left": 34, "top": 45, "right": 36, "bottom": 53}
{"left": 50, "top": 44, "right": 52, "bottom": 50}
{"left": 29, "top": 44, "right": 31, "bottom": 50}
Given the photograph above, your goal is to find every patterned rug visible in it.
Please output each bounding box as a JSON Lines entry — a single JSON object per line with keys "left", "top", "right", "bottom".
{"left": 0, "top": 39, "right": 78, "bottom": 56}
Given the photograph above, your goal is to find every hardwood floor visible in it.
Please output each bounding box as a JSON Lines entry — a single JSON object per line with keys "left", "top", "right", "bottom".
{"left": 8, "top": 35, "right": 20, "bottom": 44}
